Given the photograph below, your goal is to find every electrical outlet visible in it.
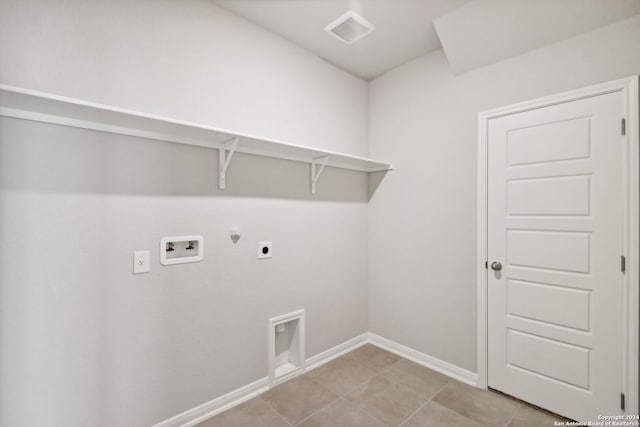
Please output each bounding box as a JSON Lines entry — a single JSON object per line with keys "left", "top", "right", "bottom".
{"left": 134, "top": 250, "right": 150, "bottom": 274}
{"left": 258, "top": 241, "right": 272, "bottom": 259}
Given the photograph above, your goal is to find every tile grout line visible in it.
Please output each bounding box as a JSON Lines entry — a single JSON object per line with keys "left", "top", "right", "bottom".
{"left": 291, "top": 376, "right": 344, "bottom": 426}
{"left": 264, "top": 353, "right": 360, "bottom": 426}
{"left": 346, "top": 347, "right": 459, "bottom": 427}
{"left": 295, "top": 349, "right": 401, "bottom": 426}
{"left": 265, "top": 352, "right": 373, "bottom": 426}
{"left": 199, "top": 345, "right": 553, "bottom": 427}
{"left": 254, "top": 393, "right": 291, "bottom": 426}
{"left": 343, "top": 349, "right": 411, "bottom": 427}
{"left": 259, "top": 397, "right": 295, "bottom": 427}
{"left": 212, "top": 346, "right": 463, "bottom": 427}
{"left": 292, "top": 397, "right": 342, "bottom": 426}
{"left": 397, "top": 402, "right": 427, "bottom": 427}
{"left": 344, "top": 389, "right": 391, "bottom": 427}
{"left": 431, "top": 383, "right": 523, "bottom": 427}
{"left": 346, "top": 373, "right": 397, "bottom": 425}
{"left": 430, "top": 399, "right": 489, "bottom": 427}
{"left": 502, "top": 403, "right": 522, "bottom": 427}
{"left": 397, "top": 378, "right": 453, "bottom": 427}
{"left": 351, "top": 352, "right": 452, "bottom": 427}
{"left": 359, "top": 407, "right": 391, "bottom": 427}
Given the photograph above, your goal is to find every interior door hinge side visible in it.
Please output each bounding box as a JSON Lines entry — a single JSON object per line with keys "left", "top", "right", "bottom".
{"left": 622, "top": 118, "right": 626, "bottom": 136}
{"left": 621, "top": 255, "right": 626, "bottom": 273}
{"left": 485, "top": 261, "right": 488, "bottom": 269}
{"left": 621, "top": 392, "right": 625, "bottom": 411}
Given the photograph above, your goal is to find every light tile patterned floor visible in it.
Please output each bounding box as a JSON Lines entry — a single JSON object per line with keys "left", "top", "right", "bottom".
{"left": 196, "top": 344, "right": 567, "bottom": 427}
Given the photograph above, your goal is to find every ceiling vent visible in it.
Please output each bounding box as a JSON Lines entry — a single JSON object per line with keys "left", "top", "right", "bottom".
{"left": 325, "top": 11, "right": 376, "bottom": 45}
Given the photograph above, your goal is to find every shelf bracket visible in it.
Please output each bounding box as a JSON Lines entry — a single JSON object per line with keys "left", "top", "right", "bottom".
{"left": 218, "top": 137, "right": 239, "bottom": 190}
{"left": 311, "top": 155, "right": 329, "bottom": 195}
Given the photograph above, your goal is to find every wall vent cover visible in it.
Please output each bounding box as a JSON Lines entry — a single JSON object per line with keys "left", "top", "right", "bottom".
{"left": 325, "top": 11, "right": 376, "bottom": 45}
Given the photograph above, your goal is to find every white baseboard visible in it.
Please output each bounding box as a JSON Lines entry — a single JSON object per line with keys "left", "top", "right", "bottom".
{"left": 151, "top": 376, "right": 269, "bottom": 427}
{"left": 153, "top": 332, "right": 478, "bottom": 427}
{"left": 152, "top": 332, "right": 368, "bottom": 427}
{"left": 367, "top": 332, "right": 478, "bottom": 387}
{"left": 305, "top": 333, "right": 369, "bottom": 371}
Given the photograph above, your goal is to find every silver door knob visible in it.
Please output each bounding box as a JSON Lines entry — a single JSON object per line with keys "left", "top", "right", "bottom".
{"left": 491, "top": 261, "right": 502, "bottom": 271}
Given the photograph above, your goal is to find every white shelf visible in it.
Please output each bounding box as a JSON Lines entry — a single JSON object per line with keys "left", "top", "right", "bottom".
{"left": 0, "top": 85, "right": 393, "bottom": 194}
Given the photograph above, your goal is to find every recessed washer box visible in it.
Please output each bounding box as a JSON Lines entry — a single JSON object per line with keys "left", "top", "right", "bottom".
{"left": 160, "top": 235, "right": 204, "bottom": 265}
{"left": 268, "top": 309, "right": 305, "bottom": 386}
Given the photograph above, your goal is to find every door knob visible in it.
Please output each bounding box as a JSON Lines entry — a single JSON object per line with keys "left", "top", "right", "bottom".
{"left": 491, "top": 261, "right": 502, "bottom": 271}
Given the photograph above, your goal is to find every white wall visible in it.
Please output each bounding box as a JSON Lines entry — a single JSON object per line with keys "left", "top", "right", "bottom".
{"left": 368, "top": 14, "right": 640, "bottom": 373}
{"left": 0, "top": 1, "right": 369, "bottom": 426}
{"left": 5, "top": 1, "right": 640, "bottom": 424}
{"left": 0, "top": 0, "right": 368, "bottom": 156}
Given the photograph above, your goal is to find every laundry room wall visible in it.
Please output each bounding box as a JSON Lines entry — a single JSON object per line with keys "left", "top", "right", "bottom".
{"left": 0, "top": 0, "right": 370, "bottom": 425}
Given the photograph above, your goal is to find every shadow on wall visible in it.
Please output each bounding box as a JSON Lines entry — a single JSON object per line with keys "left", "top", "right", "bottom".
{"left": 368, "top": 170, "right": 389, "bottom": 200}
{"left": 0, "top": 117, "right": 384, "bottom": 202}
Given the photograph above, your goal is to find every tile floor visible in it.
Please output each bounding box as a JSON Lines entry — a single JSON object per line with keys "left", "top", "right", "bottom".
{"left": 196, "top": 344, "right": 567, "bottom": 427}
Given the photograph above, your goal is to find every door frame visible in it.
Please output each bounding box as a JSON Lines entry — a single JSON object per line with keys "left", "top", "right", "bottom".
{"left": 476, "top": 76, "right": 639, "bottom": 415}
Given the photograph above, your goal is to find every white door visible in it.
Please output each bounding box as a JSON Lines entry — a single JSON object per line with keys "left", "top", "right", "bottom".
{"left": 487, "top": 90, "right": 625, "bottom": 421}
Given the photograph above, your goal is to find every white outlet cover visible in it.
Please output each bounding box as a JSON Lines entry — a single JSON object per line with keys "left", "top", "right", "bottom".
{"left": 258, "top": 241, "right": 272, "bottom": 259}
{"left": 134, "top": 250, "right": 150, "bottom": 274}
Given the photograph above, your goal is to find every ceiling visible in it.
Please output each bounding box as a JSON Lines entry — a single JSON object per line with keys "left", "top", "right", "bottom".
{"left": 434, "top": 0, "right": 640, "bottom": 74}
{"left": 212, "top": 0, "right": 470, "bottom": 80}
{"left": 212, "top": 0, "right": 640, "bottom": 80}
